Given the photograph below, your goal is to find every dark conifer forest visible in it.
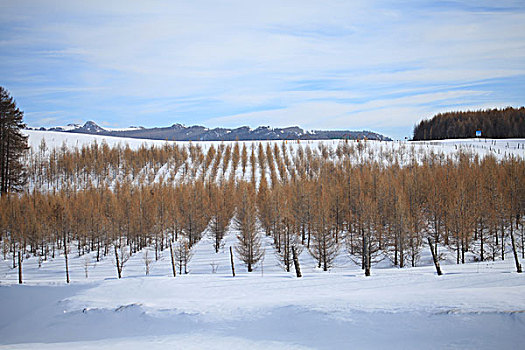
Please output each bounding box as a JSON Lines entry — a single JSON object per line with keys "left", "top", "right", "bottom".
{"left": 413, "top": 107, "right": 525, "bottom": 140}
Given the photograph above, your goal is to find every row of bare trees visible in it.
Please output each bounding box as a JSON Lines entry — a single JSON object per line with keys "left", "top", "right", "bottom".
{"left": 2, "top": 140, "right": 524, "bottom": 283}
{"left": 27, "top": 137, "right": 472, "bottom": 193}
{"left": 1, "top": 180, "right": 237, "bottom": 282}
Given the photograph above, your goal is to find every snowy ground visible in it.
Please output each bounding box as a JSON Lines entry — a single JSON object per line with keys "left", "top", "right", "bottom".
{"left": 2, "top": 132, "right": 524, "bottom": 348}
{"left": 1, "top": 228, "right": 525, "bottom": 349}
{"left": 24, "top": 130, "right": 525, "bottom": 161}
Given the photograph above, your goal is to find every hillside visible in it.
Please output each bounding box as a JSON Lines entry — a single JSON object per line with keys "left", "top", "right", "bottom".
{"left": 1, "top": 132, "right": 524, "bottom": 349}
{"left": 413, "top": 107, "right": 525, "bottom": 140}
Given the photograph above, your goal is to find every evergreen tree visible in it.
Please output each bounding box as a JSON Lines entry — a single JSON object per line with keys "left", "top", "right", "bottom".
{"left": 413, "top": 107, "right": 525, "bottom": 140}
{"left": 0, "top": 87, "right": 28, "bottom": 195}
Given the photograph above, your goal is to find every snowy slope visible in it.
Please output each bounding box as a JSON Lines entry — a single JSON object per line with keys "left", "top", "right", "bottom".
{"left": 25, "top": 130, "right": 525, "bottom": 160}
{"left": 1, "top": 226, "right": 525, "bottom": 349}
{"left": 23, "top": 130, "right": 525, "bottom": 196}
{"left": 1, "top": 131, "right": 524, "bottom": 349}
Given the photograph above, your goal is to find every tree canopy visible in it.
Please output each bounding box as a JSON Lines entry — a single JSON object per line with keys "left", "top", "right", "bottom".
{"left": 413, "top": 107, "right": 525, "bottom": 140}
{"left": 0, "top": 87, "right": 28, "bottom": 195}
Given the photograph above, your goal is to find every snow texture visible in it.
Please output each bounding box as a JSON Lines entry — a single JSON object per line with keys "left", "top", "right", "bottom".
{"left": 0, "top": 132, "right": 524, "bottom": 349}
{"left": 1, "top": 228, "right": 525, "bottom": 349}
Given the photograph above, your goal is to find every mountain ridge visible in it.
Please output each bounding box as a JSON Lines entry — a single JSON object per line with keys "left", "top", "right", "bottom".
{"left": 29, "top": 121, "right": 392, "bottom": 141}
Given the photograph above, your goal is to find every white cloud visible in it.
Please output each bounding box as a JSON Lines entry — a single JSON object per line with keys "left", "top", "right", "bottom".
{"left": 1, "top": 0, "right": 524, "bottom": 139}
{"left": 206, "top": 89, "right": 494, "bottom": 130}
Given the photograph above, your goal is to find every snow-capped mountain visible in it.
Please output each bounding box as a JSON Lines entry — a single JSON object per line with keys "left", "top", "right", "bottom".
{"left": 30, "top": 121, "right": 392, "bottom": 141}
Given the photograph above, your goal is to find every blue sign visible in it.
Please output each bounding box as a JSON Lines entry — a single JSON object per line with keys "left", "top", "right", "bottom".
{"left": 476, "top": 130, "right": 482, "bottom": 137}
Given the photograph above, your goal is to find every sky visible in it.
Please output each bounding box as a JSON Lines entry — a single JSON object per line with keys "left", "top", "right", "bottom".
{"left": 1, "top": 0, "right": 524, "bottom": 140}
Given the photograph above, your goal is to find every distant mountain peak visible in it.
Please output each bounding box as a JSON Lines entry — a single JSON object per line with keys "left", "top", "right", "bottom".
{"left": 81, "top": 121, "right": 105, "bottom": 133}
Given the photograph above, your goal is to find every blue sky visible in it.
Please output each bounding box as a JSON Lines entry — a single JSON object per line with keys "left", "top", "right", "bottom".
{"left": 1, "top": 0, "right": 524, "bottom": 139}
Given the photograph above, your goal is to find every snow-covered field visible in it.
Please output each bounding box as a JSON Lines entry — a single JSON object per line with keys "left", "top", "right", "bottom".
{"left": 1, "top": 227, "right": 525, "bottom": 349}
{"left": 25, "top": 130, "right": 525, "bottom": 161}
{"left": 1, "top": 131, "right": 524, "bottom": 349}
{"left": 23, "top": 130, "right": 525, "bottom": 192}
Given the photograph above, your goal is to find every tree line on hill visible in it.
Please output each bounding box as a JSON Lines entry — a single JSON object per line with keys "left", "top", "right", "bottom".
{"left": 1, "top": 138, "right": 524, "bottom": 283}
{"left": 412, "top": 107, "right": 525, "bottom": 140}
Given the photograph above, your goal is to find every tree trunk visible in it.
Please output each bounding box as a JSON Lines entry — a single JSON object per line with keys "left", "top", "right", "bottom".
{"left": 501, "top": 223, "right": 505, "bottom": 260}
{"left": 521, "top": 223, "right": 525, "bottom": 259}
{"left": 307, "top": 221, "right": 311, "bottom": 248}
{"left": 18, "top": 250, "right": 22, "bottom": 284}
{"left": 323, "top": 239, "right": 328, "bottom": 272}
{"left": 12, "top": 242, "right": 16, "bottom": 268}
{"left": 456, "top": 232, "right": 460, "bottom": 264}
{"left": 399, "top": 233, "right": 404, "bottom": 268}
{"left": 364, "top": 235, "right": 370, "bottom": 277}
{"left": 509, "top": 220, "right": 522, "bottom": 273}
{"left": 230, "top": 246, "right": 235, "bottom": 277}
{"left": 96, "top": 240, "right": 100, "bottom": 262}
{"left": 114, "top": 245, "right": 121, "bottom": 279}
{"left": 480, "top": 226, "right": 484, "bottom": 261}
{"left": 427, "top": 237, "right": 443, "bottom": 276}
{"left": 63, "top": 234, "right": 70, "bottom": 284}
{"left": 292, "top": 246, "right": 302, "bottom": 278}
{"left": 155, "top": 236, "right": 158, "bottom": 261}
{"left": 169, "top": 242, "right": 177, "bottom": 277}
{"left": 394, "top": 233, "right": 398, "bottom": 266}
{"left": 361, "top": 227, "right": 366, "bottom": 269}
